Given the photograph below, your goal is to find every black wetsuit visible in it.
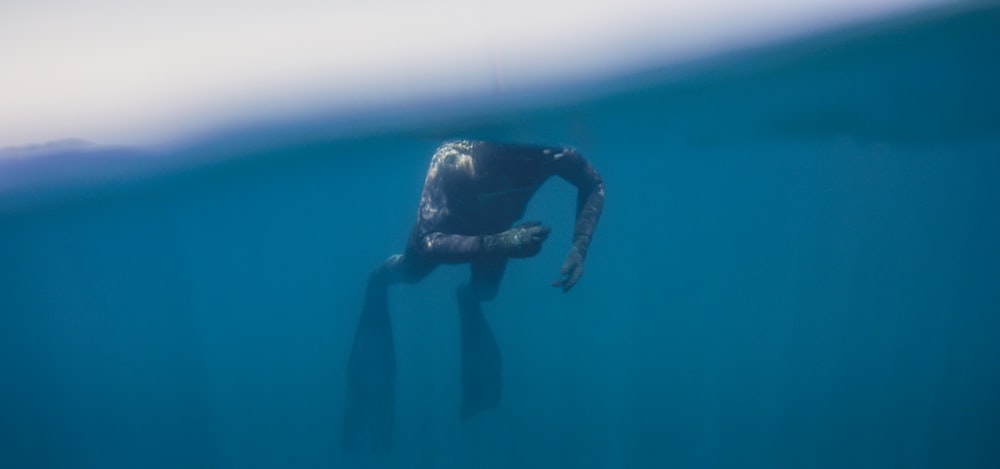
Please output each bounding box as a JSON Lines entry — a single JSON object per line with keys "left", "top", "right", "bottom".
{"left": 344, "top": 140, "right": 605, "bottom": 451}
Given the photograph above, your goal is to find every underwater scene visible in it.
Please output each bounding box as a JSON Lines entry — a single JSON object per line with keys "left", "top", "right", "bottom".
{"left": 1, "top": 3, "right": 999, "bottom": 468}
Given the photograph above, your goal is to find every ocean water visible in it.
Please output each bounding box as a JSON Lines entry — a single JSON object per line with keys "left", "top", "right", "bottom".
{"left": 2, "top": 4, "right": 999, "bottom": 468}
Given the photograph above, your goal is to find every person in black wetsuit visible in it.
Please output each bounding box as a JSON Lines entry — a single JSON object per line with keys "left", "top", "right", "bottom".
{"left": 343, "top": 140, "right": 605, "bottom": 452}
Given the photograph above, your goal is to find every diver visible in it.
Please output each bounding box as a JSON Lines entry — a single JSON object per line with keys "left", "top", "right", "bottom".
{"left": 342, "top": 140, "right": 605, "bottom": 452}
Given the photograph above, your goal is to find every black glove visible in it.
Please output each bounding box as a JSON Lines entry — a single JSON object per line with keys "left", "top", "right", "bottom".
{"left": 482, "top": 221, "right": 551, "bottom": 258}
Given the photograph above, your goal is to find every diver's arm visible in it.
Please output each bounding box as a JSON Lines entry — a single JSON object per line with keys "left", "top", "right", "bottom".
{"left": 416, "top": 223, "right": 551, "bottom": 263}
{"left": 551, "top": 148, "right": 605, "bottom": 291}
{"left": 415, "top": 232, "right": 484, "bottom": 264}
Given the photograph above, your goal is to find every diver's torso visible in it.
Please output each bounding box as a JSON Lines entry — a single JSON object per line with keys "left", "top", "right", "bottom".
{"left": 436, "top": 141, "right": 555, "bottom": 235}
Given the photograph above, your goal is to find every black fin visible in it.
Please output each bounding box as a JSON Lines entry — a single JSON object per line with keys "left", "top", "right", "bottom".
{"left": 458, "top": 286, "right": 502, "bottom": 420}
{"left": 343, "top": 282, "right": 395, "bottom": 452}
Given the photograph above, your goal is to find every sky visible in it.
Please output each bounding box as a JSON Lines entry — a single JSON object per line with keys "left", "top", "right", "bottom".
{"left": 0, "top": 0, "right": 951, "bottom": 149}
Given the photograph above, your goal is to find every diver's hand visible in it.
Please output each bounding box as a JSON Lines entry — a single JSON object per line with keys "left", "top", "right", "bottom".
{"left": 552, "top": 246, "right": 585, "bottom": 292}
{"left": 482, "top": 221, "right": 551, "bottom": 258}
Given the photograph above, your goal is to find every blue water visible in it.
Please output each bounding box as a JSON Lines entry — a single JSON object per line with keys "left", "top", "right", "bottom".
{"left": 2, "top": 4, "right": 999, "bottom": 468}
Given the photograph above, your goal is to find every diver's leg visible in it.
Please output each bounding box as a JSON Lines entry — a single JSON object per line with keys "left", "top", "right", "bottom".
{"left": 343, "top": 254, "right": 434, "bottom": 452}
{"left": 458, "top": 258, "right": 507, "bottom": 420}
